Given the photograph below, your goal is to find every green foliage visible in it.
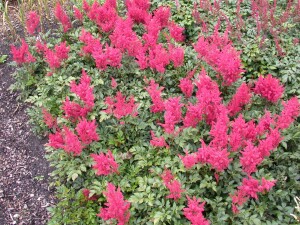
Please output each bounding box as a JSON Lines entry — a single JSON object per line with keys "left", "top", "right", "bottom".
{"left": 0, "top": 54, "right": 8, "bottom": 64}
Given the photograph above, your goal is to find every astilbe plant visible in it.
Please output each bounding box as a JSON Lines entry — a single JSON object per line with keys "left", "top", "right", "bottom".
{"left": 26, "top": 11, "right": 40, "bottom": 35}
{"left": 10, "top": 1, "right": 300, "bottom": 224}
{"left": 98, "top": 183, "right": 131, "bottom": 225}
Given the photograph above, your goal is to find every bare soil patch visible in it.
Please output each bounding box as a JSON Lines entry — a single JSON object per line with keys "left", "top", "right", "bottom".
{"left": 0, "top": 27, "right": 55, "bottom": 225}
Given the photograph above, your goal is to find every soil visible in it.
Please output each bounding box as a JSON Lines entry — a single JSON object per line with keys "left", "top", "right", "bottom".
{"left": 0, "top": 16, "right": 55, "bottom": 225}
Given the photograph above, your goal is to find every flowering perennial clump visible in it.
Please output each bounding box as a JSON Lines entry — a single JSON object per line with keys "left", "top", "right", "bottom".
{"left": 183, "top": 196, "right": 210, "bottom": 225}
{"left": 11, "top": 1, "right": 300, "bottom": 224}
{"left": 161, "top": 169, "right": 184, "bottom": 200}
{"left": 194, "top": 27, "right": 244, "bottom": 86}
{"left": 11, "top": 39, "right": 36, "bottom": 65}
{"left": 104, "top": 92, "right": 138, "bottom": 119}
{"left": 254, "top": 74, "right": 284, "bottom": 102}
{"left": 98, "top": 183, "right": 130, "bottom": 225}
{"left": 91, "top": 150, "right": 119, "bottom": 176}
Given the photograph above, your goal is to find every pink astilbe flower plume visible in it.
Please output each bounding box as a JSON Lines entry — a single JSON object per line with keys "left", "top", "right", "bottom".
{"left": 150, "top": 131, "right": 169, "bottom": 148}
{"left": 179, "top": 151, "right": 198, "bottom": 169}
{"left": 126, "top": 0, "right": 150, "bottom": 24}
{"left": 61, "top": 97, "right": 90, "bottom": 120}
{"left": 91, "top": 150, "right": 119, "bottom": 175}
{"left": 183, "top": 196, "right": 210, "bottom": 225}
{"left": 183, "top": 103, "right": 202, "bottom": 128}
{"left": 257, "top": 128, "right": 281, "bottom": 158}
{"left": 55, "top": 41, "right": 70, "bottom": 60}
{"left": 98, "top": 183, "right": 130, "bottom": 225}
{"left": 168, "top": 44, "right": 184, "bottom": 68}
{"left": 231, "top": 176, "right": 276, "bottom": 214}
{"left": 161, "top": 169, "right": 184, "bottom": 200}
{"left": 75, "top": 118, "right": 99, "bottom": 145}
{"left": 70, "top": 69, "right": 95, "bottom": 108}
{"left": 227, "top": 83, "right": 251, "bottom": 116}
{"left": 87, "top": 0, "right": 118, "bottom": 32}
{"left": 110, "top": 18, "right": 143, "bottom": 57}
{"left": 209, "top": 105, "right": 229, "bottom": 149}
{"left": 82, "top": 0, "right": 90, "bottom": 12}
{"left": 104, "top": 92, "right": 138, "bottom": 119}
{"left": 255, "top": 110, "right": 274, "bottom": 136}
{"left": 79, "top": 29, "right": 102, "bottom": 55}
{"left": 153, "top": 6, "right": 171, "bottom": 27}
{"left": 194, "top": 29, "right": 244, "bottom": 86}
{"left": 55, "top": 3, "right": 72, "bottom": 32}
{"left": 91, "top": 44, "right": 122, "bottom": 70}
{"left": 240, "top": 142, "right": 263, "bottom": 175}
{"left": 44, "top": 41, "right": 70, "bottom": 69}
{"left": 73, "top": 6, "right": 83, "bottom": 21}
{"left": 254, "top": 74, "right": 284, "bottom": 103}
{"left": 26, "top": 11, "right": 40, "bottom": 35}
{"left": 62, "top": 126, "right": 83, "bottom": 155}
{"left": 11, "top": 39, "right": 36, "bottom": 65}
{"left": 159, "top": 97, "right": 183, "bottom": 134}
{"left": 42, "top": 108, "right": 57, "bottom": 129}
{"left": 35, "top": 40, "right": 47, "bottom": 54}
{"left": 276, "top": 97, "right": 300, "bottom": 129}
{"left": 195, "top": 69, "right": 222, "bottom": 125}
{"left": 197, "top": 140, "right": 232, "bottom": 172}
{"left": 168, "top": 21, "right": 185, "bottom": 42}
{"left": 47, "top": 131, "right": 64, "bottom": 149}
{"left": 258, "top": 177, "right": 277, "bottom": 193}
{"left": 44, "top": 49, "right": 61, "bottom": 69}
{"left": 148, "top": 44, "right": 170, "bottom": 73}
{"left": 179, "top": 77, "right": 193, "bottom": 98}
{"left": 146, "top": 79, "right": 165, "bottom": 113}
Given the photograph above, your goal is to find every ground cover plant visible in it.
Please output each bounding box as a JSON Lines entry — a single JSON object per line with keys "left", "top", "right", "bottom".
{"left": 10, "top": 0, "right": 300, "bottom": 224}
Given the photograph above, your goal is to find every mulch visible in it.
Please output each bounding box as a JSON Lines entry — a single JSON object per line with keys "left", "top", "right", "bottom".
{"left": 0, "top": 19, "right": 55, "bottom": 225}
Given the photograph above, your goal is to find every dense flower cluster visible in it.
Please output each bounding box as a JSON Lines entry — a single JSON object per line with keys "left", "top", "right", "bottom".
{"left": 161, "top": 169, "right": 184, "bottom": 200}
{"left": 150, "top": 131, "right": 169, "bottom": 148}
{"left": 104, "top": 92, "right": 138, "bottom": 119}
{"left": 91, "top": 150, "right": 119, "bottom": 176}
{"left": 26, "top": 11, "right": 40, "bottom": 35}
{"left": 231, "top": 176, "right": 276, "bottom": 214}
{"left": 227, "top": 83, "right": 251, "bottom": 116}
{"left": 254, "top": 74, "right": 284, "bottom": 102}
{"left": 11, "top": 39, "right": 36, "bottom": 65}
{"left": 98, "top": 183, "right": 131, "bottom": 225}
{"left": 44, "top": 41, "right": 70, "bottom": 69}
{"left": 194, "top": 27, "right": 244, "bottom": 86}
{"left": 159, "top": 97, "right": 183, "bottom": 134}
{"left": 146, "top": 79, "right": 165, "bottom": 113}
{"left": 70, "top": 70, "right": 95, "bottom": 108}
{"left": 75, "top": 118, "right": 99, "bottom": 144}
{"left": 73, "top": 6, "right": 83, "bottom": 21}
{"left": 183, "top": 196, "right": 210, "bottom": 225}
{"left": 179, "top": 77, "right": 194, "bottom": 98}
{"left": 55, "top": 3, "right": 72, "bottom": 32}
{"left": 62, "top": 70, "right": 94, "bottom": 120}
{"left": 47, "top": 70, "right": 97, "bottom": 156}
